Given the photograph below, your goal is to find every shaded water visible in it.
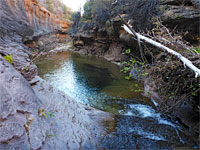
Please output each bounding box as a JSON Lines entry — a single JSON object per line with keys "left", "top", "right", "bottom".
{"left": 37, "top": 51, "right": 194, "bottom": 149}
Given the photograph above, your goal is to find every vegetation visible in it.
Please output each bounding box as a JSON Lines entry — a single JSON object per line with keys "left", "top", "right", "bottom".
{"left": 83, "top": 0, "right": 111, "bottom": 17}
{"left": 38, "top": 108, "right": 54, "bottom": 119}
{"left": 3, "top": 54, "right": 13, "bottom": 64}
{"left": 120, "top": 48, "right": 148, "bottom": 80}
{"left": 50, "top": 0, "right": 200, "bottom": 144}
{"left": 46, "top": 0, "right": 54, "bottom": 12}
{"left": 69, "top": 11, "right": 81, "bottom": 34}
{"left": 62, "top": 5, "right": 71, "bottom": 19}
{"left": 69, "top": 0, "right": 112, "bottom": 34}
{"left": 43, "top": 0, "right": 72, "bottom": 20}
{"left": 83, "top": 1, "right": 93, "bottom": 20}
{"left": 194, "top": 48, "right": 200, "bottom": 54}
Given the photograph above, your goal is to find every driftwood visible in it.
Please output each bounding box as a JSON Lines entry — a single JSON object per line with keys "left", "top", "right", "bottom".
{"left": 121, "top": 22, "right": 200, "bottom": 78}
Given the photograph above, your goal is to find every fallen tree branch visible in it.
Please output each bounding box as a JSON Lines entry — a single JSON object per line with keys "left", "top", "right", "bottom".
{"left": 118, "top": 15, "right": 146, "bottom": 62}
{"left": 121, "top": 23, "right": 200, "bottom": 78}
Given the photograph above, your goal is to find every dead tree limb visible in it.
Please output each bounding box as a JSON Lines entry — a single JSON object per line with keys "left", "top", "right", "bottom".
{"left": 119, "top": 15, "right": 146, "bottom": 62}
{"left": 121, "top": 22, "right": 200, "bottom": 78}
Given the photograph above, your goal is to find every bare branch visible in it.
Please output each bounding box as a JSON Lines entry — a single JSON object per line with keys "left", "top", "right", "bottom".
{"left": 118, "top": 15, "right": 145, "bottom": 62}
{"left": 121, "top": 23, "right": 200, "bottom": 78}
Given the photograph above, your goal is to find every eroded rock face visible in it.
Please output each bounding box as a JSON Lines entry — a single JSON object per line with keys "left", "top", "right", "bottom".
{"left": 0, "top": 56, "right": 41, "bottom": 149}
{"left": 160, "top": 0, "right": 200, "bottom": 43}
{"left": 0, "top": 67, "right": 112, "bottom": 149}
{"left": 0, "top": 0, "right": 71, "bottom": 80}
{"left": 32, "top": 78, "right": 112, "bottom": 150}
{"left": 72, "top": 0, "right": 199, "bottom": 60}
{"left": 0, "top": 57, "right": 40, "bottom": 116}
{"left": 23, "top": 0, "right": 71, "bottom": 35}
{"left": 0, "top": 34, "right": 37, "bottom": 81}
{"left": 0, "top": 0, "right": 70, "bottom": 38}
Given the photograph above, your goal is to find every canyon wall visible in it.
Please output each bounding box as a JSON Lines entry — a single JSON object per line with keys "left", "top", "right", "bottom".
{"left": 0, "top": 0, "right": 71, "bottom": 39}
{"left": 0, "top": 0, "right": 71, "bottom": 81}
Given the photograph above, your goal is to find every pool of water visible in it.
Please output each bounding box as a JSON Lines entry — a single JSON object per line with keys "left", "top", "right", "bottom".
{"left": 36, "top": 51, "right": 195, "bottom": 149}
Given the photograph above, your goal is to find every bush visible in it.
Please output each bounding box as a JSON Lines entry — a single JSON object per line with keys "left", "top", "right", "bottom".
{"left": 69, "top": 12, "right": 81, "bottom": 34}
{"left": 83, "top": 1, "right": 93, "bottom": 20}
{"left": 46, "top": 0, "right": 54, "bottom": 12}
{"left": 95, "top": 8, "right": 110, "bottom": 26}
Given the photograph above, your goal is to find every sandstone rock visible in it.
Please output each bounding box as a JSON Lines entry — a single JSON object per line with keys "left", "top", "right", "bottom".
{"left": 104, "top": 42, "right": 126, "bottom": 62}
{"left": 160, "top": 0, "right": 200, "bottom": 42}
{"left": 0, "top": 0, "right": 70, "bottom": 40}
{"left": 0, "top": 56, "right": 43, "bottom": 149}
{"left": 74, "top": 40, "right": 84, "bottom": 47}
{"left": 0, "top": 86, "right": 15, "bottom": 120}
{"left": 32, "top": 78, "right": 113, "bottom": 150}
{"left": 0, "top": 0, "right": 33, "bottom": 38}
{"left": 160, "top": 0, "right": 192, "bottom": 5}
{"left": 0, "top": 56, "right": 41, "bottom": 116}
{"left": 0, "top": 123, "right": 24, "bottom": 143}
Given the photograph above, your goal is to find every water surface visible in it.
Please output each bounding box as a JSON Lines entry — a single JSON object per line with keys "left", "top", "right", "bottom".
{"left": 36, "top": 51, "right": 195, "bottom": 149}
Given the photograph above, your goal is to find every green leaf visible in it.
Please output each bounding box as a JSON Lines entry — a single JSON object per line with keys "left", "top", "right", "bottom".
{"left": 194, "top": 48, "right": 200, "bottom": 54}
{"left": 125, "top": 74, "right": 132, "bottom": 80}
{"left": 47, "top": 112, "right": 54, "bottom": 117}
{"left": 169, "top": 96, "right": 175, "bottom": 99}
{"left": 130, "top": 58, "right": 136, "bottom": 64}
{"left": 125, "top": 48, "right": 131, "bottom": 54}
{"left": 120, "top": 69, "right": 124, "bottom": 72}
{"left": 24, "top": 66, "right": 29, "bottom": 72}
{"left": 42, "top": 112, "right": 48, "bottom": 119}
{"left": 3, "top": 55, "right": 13, "bottom": 64}
{"left": 122, "top": 61, "right": 127, "bottom": 65}
{"left": 139, "top": 62, "right": 145, "bottom": 65}
{"left": 48, "top": 134, "right": 56, "bottom": 137}
{"left": 134, "top": 89, "right": 143, "bottom": 92}
{"left": 192, "top": 92, "right": 197, "bottom": 96}
{"left": 124, "top": 67, "right": 130, "bottom": 71}
{"left": 141, "top": 73, "right": 148, "bottom": 77}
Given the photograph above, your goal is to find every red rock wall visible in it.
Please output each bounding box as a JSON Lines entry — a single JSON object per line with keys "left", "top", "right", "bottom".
{"left": 4, "top": 0, "right": 71, "bottom": 34}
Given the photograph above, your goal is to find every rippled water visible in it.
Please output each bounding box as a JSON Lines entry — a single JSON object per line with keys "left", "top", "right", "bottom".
{"left": 36, "top": 51, "right": 195, "bottom": 149}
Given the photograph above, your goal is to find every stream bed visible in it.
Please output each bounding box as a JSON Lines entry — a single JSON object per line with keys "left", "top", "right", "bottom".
{"left": 36, "top": 51, "right": 195, "bottom": 150}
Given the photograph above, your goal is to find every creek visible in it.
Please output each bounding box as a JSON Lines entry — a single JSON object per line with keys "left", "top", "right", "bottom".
{"left": 36, "top": 51, "right": 193, "bottom": 149}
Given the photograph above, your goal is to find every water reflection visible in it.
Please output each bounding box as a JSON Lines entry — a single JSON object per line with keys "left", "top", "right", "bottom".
{"left": 36, "top": 51, "right": 194, "bottom": 149}
{"left": 37, "top": 51, "right": 147, "bottom": 112}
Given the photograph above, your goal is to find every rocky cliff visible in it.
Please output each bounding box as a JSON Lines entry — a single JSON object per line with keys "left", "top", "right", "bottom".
{"left": 0, "top": 0, "right": 71, "bottom": 81}
{"left": 160, "top": 0, "right": 200, "bottom": 43}
{"left": 1, "top": 0, "right": 71, "bottom": 37}
{"left": 72, "top": 0, "right": 200, "bottom": 57}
